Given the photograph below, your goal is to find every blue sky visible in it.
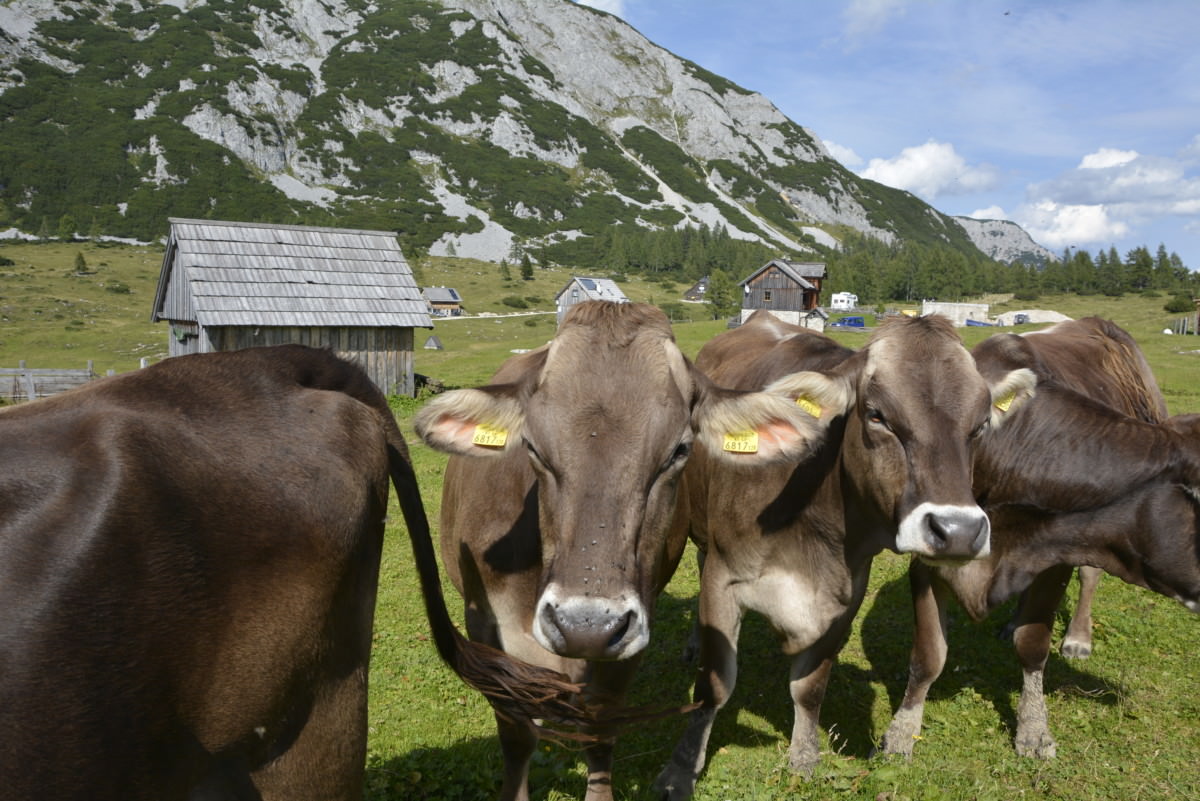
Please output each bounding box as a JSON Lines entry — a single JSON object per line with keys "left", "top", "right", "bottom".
{"left": 578, "top": 0, "right": 1200, "bottom": 268}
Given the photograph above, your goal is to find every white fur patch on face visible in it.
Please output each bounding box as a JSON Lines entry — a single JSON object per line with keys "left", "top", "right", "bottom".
{"left": 896, "top": 501, "right": 992, "bottom": 559}
{"left": 532, "top": 583, "right": 650, "bottom": 661}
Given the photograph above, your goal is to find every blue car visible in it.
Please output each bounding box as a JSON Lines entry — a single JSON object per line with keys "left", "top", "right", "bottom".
{"left": 830, "top": 316, "right": 865, "bottom": 328}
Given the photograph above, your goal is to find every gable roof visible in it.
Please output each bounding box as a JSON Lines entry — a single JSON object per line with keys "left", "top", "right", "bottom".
{"left": 556, "top": 276, "right": 629, "bottom": 303}
{"left": 738, "top": 259, "right": 827, "bottom": 289}
{"left": 423, "top": 286, "right": 462, "bottom": 304}
{"left": 152, "top": 218, "right": 432, "bottom": 328}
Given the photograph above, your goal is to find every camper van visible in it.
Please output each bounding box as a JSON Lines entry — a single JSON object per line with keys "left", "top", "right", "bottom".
{"left": 831, "top": 291, "right": 858, "bottom": 311}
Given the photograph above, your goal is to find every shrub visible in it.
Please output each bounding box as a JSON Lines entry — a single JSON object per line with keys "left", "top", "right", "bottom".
{"left": 1013, "top": 289, "right": 1040, "bottom": 301}
{"left": 1164, "top": 293, "right": 1195, "bottom": 313}
{"left": 501, "top": 295, "right": 528, "bottom": 309}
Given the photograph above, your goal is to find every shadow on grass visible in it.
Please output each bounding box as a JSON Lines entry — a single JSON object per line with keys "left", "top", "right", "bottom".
{"left": 858, "top": 571, "right": 1127, "bottom": 747}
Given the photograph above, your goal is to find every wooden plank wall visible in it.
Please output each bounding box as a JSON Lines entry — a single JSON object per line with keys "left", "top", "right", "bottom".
{"left": 0, "top": 361, "right": 97, "bottom": 401}
{"left": 213, "top": 326, "right": 416, "bottom": 396}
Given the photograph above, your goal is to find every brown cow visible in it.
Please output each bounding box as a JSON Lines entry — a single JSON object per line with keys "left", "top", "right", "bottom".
{"left": 0, "top": 345, "right": 585, "bottom": 801}
{"left": 1013, "top": 318, "right": 1168, "bottom": 659}
{"left": 415, "top": 302, "right": 856, "bottom": 801}
{"left": 881, "top": 320, "right": 1199, "bottom": 759}
{"left": 991, "top": 319, "right": 1169, "bottom": 659}
{"left": 654, "top": 311, "right": 1035, "bottom": 800}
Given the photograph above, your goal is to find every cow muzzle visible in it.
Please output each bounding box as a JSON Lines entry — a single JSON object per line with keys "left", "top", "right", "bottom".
{"left": 895, "top": 502, "right": 991, "bottom": 560}
{"left": 532, "top": 586, "right": 650, "bottom": 661}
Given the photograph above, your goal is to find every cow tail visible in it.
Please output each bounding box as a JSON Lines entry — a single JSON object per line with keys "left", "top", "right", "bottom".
{"left": 384, "top": 440, "right": 605, "bottom": 734}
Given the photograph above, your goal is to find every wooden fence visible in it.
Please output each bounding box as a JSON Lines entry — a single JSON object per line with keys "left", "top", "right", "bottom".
{"left": 1169, "top": 314, "right": 1199, "bottom": 335}
{"left": 0, "top": 361, "right": 114, "bottom": 402}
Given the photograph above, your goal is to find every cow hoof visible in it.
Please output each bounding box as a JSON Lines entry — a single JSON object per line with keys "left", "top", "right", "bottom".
{"left": 786, "top": 744, "right": 820, "bottom": 775}
{"left": 652, "top": 769, "right": 696, "bottom": 801}
{"left": 1060, "top": 638, "right": 1092, "bottom": 659}
{"left": 1015, "top": 733, "right": 1057, "bottom": 759}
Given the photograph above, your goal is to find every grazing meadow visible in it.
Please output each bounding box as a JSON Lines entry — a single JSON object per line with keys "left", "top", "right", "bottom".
{"left": 2, "top": 240, "right": 1198, "bottom": 799}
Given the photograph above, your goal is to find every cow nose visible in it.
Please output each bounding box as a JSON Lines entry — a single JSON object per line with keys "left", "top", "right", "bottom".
{"left": 532, "top": 591, "right": 649, "bottom": 660}
{"left": 896, "top": 502, "right": 991, "bottom": 560}
{"left": 923, "top": 507, "right": 990, "bottom": 559}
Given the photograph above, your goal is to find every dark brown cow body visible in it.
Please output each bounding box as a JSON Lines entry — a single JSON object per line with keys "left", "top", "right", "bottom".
{"left": 655, "top": 312, "right": 1034, "bottom": 800}
{"left": 881, "top": 319, "right": 1200, "bottom": 759}
{"left": 415, "top": 303, "right": 854, "bottom": 801}
{"left": 1008, "top": 318, "right": 1168, "bottom": 658}
{"left": 0, "top": 346, "right": 582, "bottom": 801}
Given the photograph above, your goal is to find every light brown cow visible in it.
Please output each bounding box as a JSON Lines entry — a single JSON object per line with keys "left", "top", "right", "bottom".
{"left": 415, "top": 302, "right": 856, "bottom": 801}
{"left": 654, "top": 311, "right": 1035, "bottom": 800}
{"left": 880, "top": 318, "right": 1198, "bottom": 760}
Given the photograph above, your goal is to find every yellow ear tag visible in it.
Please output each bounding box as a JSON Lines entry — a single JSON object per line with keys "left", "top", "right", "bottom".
{"left": 722, "top": 430, "right": 759, "bottom": 454}
{"left": 796, "top": 396, "right": 822, "bottom": 418}
{"left": 471, "top": 422, "right": 509, "bottom": 448}
{"left": 993, "top": 390, "right": 1016, "bottom": 413}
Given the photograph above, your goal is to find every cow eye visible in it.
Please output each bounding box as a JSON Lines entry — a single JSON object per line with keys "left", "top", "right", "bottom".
{"left": 866, "top": 407, "right": 888, "bottom": 428}
{"left": 667, "top": 441, "right": 691, "bottom": 466}
{"left": 970, "top": 419, "right": 990, "bottom": 439}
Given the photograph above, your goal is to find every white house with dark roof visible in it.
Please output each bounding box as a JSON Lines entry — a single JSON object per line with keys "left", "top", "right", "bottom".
{"left": 422, "top": 286, "right": 464, "bottom": 317}
{"left": 554, "top": 276, "right": 629, "bottom": 325}
{"left": 151, "top": 218, "right": 432, "bottom": 395}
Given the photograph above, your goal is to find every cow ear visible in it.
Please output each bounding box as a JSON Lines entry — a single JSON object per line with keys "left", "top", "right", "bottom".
{"left": 988, "top": 367, "right": 1037, "bottom": 428}
{"left": 695, "top": 371, "right": 852, "bottom": 465}
{"left": 414, "top": 386, "right": 525, "bottom": 456}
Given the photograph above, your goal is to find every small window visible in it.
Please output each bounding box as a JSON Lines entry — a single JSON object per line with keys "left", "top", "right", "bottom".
{"left": 764, "top": 290, "right": 773, "bottom": 302}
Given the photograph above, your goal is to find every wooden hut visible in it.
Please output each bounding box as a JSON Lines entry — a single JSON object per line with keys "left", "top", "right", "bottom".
{"left": 555, "top": 276, "right": 629, "bottom": 325}
{"left": 737, "top": 259, "right": 827, "bottom": 327}
{"left": 423, "top": 286, "right": 464, "bottom": 317}
{"left": 151, "top": 218, "right": 432, "bottom": 396}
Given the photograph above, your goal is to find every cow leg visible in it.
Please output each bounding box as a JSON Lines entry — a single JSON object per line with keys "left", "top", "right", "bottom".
{"left": 495, "top": 712, "right": 537, "bottom": 801}
{"left": 1061, "top": 566, "right": 1101, "bottom": 659}
{"left": 653, "top": 559, "right": 743, "bottom": 801}
{"left": 682, "top": 547, "right": 707, "bottom": 663}
{"left": 1012, "top": 563, "right": 1072, "bottom": 759}
{"left": 880, "top": 561, "right": 950, "bottom": 758}
{"left": 786, "top": 570, "right": 869, "bottom": 774}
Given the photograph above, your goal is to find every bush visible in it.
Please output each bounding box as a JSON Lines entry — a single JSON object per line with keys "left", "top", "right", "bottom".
{"left": 104, "top": 280, "right": 131, "bottom": 294}
{"left": 1164, "top": 293, "right": 1195, "bottom": 313}
{"left": 500, "top": 295, "right": 528, "bottom": 309}
{"left": 1013, "top": 289, "right": 1040, "bottom": 301}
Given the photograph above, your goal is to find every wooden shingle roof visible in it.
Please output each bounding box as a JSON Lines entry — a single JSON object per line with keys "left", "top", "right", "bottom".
{"left": 152, "top": 219, "right": 432, "bottom": 328}
{"left": 739, "top": 259, "right": 826, "bottom": 289}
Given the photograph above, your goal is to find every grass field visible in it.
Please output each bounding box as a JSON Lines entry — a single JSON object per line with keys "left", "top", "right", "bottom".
{"left": 3, "top": 241, "right": 1198, "bottom": 799}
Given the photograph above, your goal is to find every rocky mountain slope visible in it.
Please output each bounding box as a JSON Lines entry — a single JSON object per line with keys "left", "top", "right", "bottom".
{"left": 953, "top": 216, "right": 1056, "bottom": 266}
{"left": 0, "top": 0, "right": 1045, "bottom": 264}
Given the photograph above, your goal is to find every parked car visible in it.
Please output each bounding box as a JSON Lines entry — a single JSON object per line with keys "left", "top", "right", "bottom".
{"left": 829, "top": 315, "right": 865, "bottom": 328}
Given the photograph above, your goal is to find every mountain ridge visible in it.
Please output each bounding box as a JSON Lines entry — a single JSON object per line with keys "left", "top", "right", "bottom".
{"left": 0, "top": 0, "right": 1052, "bottom": 266}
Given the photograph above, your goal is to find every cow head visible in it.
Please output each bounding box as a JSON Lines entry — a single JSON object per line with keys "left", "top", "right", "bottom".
{"left": 838, "top": 315, "right": 1035, "bottom": 560}
{"left": 699, "top": 315, "right": 1034, "bottom": 562}
{"left": 415, "top": 302, "right": 836, "bottom": 661}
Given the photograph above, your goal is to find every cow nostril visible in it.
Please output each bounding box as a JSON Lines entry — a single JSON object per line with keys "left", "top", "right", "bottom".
{"left": 926, "top": 512, "right": 949, "bottom": 548}
{"left": 607, "top": 610, "right": 634, "bottom": 649}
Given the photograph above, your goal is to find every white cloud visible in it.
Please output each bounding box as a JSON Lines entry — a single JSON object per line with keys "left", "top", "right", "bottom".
{"left": 822, "top": 139, "right": 863, "bottom": 168}
{"left": 858, "top": 140, "right": 998, "bottom": 200}
{"left": 1015, "top": 201, "right": 1129, "bottom": 250}
{"left": 1079, "top": 148, "right": 1138, "bottom": 169}
{"left": 575, "top": 0, "right": 625, "bottom": 17}
{"left": 968, "top": 206, "right": 1008, "bottom": 221}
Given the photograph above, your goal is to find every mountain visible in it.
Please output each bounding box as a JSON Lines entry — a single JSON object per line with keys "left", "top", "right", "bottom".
{"left": 953, "top": 216, "right": 1057, "bottom": 266}
{"left": 0, "top": 0, "right": 1045, "bottom": 265}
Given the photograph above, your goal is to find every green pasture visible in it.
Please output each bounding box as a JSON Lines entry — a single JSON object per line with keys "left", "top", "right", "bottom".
{"left": 382, "top": 288, "right": 1200, "bottom": 800}
{"left": 3, "top": 241, "right": 1197, "bottom": 799}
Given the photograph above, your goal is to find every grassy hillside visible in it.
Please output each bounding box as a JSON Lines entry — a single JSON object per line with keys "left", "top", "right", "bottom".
{"left": 4, "top": 241, "right": 1198, "bottom": 799}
